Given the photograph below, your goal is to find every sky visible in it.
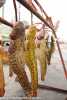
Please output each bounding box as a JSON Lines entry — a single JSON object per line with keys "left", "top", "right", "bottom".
{"left": 0, "top": 0, "right": 67, "bottom": 42}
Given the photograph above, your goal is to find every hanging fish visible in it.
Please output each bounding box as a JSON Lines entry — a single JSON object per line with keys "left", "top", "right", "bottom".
{"left": 35, "top": 37, "right": 48, "bottom": 81}
{"left": 35, "top": 27, "right": 48, "bottom": 81}
{"left": 8, "top": 22, "right": 31, "bottom": 96}
{"left": 25, "top": 25, "right": 38, "bottom": 96}
{"left": 40, "top": 39, "right": 48, "bottom": 81}
{"left": 47, "top": 35, "right": 55, "bottom": 65}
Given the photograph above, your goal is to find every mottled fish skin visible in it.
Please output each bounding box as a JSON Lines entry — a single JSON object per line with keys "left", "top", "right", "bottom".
{"left": 25, "top": 25, "right": 38, "bottom": 96}
{"left": 0, "top": 46, "right": 5, "bottom": 96}
{"left": 36, "top": 38, "right": 48, "bottom": 81}
{"left": 8, "top": 22, "right": 32, "bottom": 96}
{"left": 35, "top": 28, "right": 48, "bottom": 81}
{"left": 40, "top": 39, "right": 48, "bottom": 81}
{"left": 46, "top": 36, "right": 55, "bottom": 65}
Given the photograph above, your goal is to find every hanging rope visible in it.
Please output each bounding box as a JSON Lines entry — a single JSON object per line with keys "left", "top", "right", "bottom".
{"left": 13, "top": 0, "right": 18, "bottom": 21}
{"left": 18, "top": 3, "right": 21, "bottom": 21}
{"left": 0, "top": 0, "right": 67, "bottom": 80}
{"left": 17, "top": 0, "right": 53, "bottom": 30}
{"left": 2, "top": 5, "right": 4, "bottom": 18}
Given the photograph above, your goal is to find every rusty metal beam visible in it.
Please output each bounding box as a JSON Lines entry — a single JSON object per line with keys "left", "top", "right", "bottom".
{"left": 0, "top": 17, "right": 13, "bottom": 27}
{"left": 34, "top": 0, "right": 48, "bottom": 18}
{"left": 17, "top": 0, "right": 54, "bottom": 31}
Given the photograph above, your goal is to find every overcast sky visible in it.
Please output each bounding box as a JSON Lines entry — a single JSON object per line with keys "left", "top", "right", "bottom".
{"left": 0, "top": 0, "right": 67, "bottom": 41}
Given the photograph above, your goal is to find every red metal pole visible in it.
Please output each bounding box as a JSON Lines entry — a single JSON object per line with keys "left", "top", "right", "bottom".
{"left": 34, "top": 0, "right": 48, "bottom": 18}
{"left": 0, "top": 17, "right": 13, "bottom": 27}
{"left": 13, "top": 0, "right": 18, "bottom": 21}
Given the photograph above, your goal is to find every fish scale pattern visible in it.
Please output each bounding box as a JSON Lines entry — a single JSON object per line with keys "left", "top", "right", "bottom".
{"left": 8, "top": 38, "right": 32, "bottom": 96}
{"left": 25, "top": 25, "right": 38, "bottom": 96}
